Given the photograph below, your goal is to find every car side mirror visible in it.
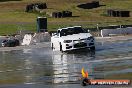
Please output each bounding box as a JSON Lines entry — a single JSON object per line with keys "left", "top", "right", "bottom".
{"left": 52, "top": 33, "right": 57, "bottom": 36}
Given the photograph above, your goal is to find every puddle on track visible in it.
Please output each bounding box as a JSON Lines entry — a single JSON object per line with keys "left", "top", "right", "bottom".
{"left": 0, "top": 40, "right": 131, "bottom": 88}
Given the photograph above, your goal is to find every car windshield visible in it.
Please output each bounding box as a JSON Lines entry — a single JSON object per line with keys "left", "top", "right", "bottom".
{"left": 60, "top": 27, "right": 87, "bottom": 36}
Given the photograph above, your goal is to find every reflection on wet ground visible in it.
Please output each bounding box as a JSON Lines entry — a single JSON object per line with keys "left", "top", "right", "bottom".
{"left": 0, "top": 40, "right": 132, "bottom": 87}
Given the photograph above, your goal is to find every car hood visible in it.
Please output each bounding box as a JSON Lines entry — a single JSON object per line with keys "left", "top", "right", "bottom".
{"left": 61, "top": 33, "right": 92, "bottom": 40}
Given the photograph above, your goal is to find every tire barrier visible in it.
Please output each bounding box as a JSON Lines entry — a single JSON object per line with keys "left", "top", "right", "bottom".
{"left": 1, "top": 39, "right": 20, "bottom": 47}
{"left": 25, "top": 3, "right": 47, "bottom": 12}
{"left": 52, "top": 11, "right": 72, "bottom": 18}
{"left": 62, "top": 11, "right": 72, "bottom": 17}
{"left": 107, "top": 9, "right": 130, "bottom": 17}
{"left": 77, "top": 1, "right": 100, "bottom": 9}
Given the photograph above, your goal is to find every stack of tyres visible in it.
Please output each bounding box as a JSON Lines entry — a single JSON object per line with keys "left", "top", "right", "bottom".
{"left": 25, "top": 3, "right": 47, "bottom": 12}
{"left": 62, "top": 11, "right": 72, "bottom": 17}
{"left": 25, "top": 4, "right": 34, "bottom": 12}
{"left": 37, "top": 3, "right": 47, "bottom": 9}
{"left": 58, "top": 12, "right": 62, "bottom": 18}
{"left": 52, "top": 11, "right": 72, "bottom": 18}
{"left": 52, "top": 12, "right": 58, "bottom": 18}
{"left": 1, "top": 39, "right": 20, "bottom": 47}
{"left": 107, "top": 9, "right": 130, "bottom": 17}
{"left": 52, "top": 12, "right": 62, "bottom": 18}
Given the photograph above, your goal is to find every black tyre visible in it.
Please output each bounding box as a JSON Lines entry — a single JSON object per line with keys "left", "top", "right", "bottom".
{"left": 90, "top": 46, "right": 95, "bottom": 50}
{"left": 51, "top": 43, "right": 54, "bottom": 50}
{"left": 10, "top": 42, "right": 15, "bottom": 47}
{"left": 15, "top": 40, "right": 20, "bottom": 46}
{"left": 60, "top": 43, "right": 63, "bottom": 52}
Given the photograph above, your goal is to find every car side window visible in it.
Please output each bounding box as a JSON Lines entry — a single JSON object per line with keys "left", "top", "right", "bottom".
{"left": 60, "top": 29, "right": 67, "bottom": 36}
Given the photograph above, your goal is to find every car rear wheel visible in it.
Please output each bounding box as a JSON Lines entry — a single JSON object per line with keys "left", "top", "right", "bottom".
{"left": 60, "top": 43, "right": 63, "bottom": 52}
{"left": 51, "top": 43, "right": 54, "bottom": 50}
{"left": 90, "top": 46, "right": 95, "bottom": 50}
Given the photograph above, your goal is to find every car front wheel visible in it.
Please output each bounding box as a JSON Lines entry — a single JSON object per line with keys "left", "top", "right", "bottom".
{"left": 60, "top": 43, "right": 63, "bottom": 52}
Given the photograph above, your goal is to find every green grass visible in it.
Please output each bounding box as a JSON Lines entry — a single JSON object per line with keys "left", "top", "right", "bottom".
{"left": 0, "top": 0, "right": 132, "bottom": 34}
{"left": 0, "top": 24, "right": 36, "bottom": 35}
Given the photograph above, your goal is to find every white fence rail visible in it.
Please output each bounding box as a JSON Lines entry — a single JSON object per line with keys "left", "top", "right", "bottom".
{"left": 101, "top": 27, "right": 132, "bottom": 37}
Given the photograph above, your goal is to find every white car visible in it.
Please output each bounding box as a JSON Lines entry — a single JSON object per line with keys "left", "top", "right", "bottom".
{"left": 51, "top": 26, "right": 95, "bottom": 52}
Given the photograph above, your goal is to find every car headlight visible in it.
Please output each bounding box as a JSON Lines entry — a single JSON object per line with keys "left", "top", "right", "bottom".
{"left": 64, "top": 40, "right": 72, "bottom": 43}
